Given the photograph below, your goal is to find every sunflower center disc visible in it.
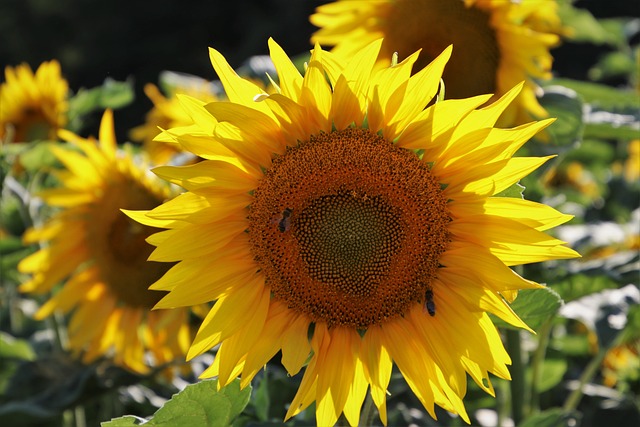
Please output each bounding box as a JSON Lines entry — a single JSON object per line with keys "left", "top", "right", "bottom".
{"left": 295, "top": 192, "right": 402, "bottom": 297}
{"left": 88, "top": 178, "right": 170, "bottom": 308}
{"left": 250, "top": 128, "right": 450, "bottom": 328}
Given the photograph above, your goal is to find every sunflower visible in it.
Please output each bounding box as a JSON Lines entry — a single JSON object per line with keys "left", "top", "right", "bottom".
{"left": 18, "top": 110, "right": 190, "bottom": 374}
{"left": 130, "top": 79, "right": 219, "bottom": 165}
{"left": 310, "top": 0, "right": 563, "bottom": 127}
{"left": 131, "top": 39, "right": 579, "bottom": 425}
{"left": 602, "top": 341, "right": 640, "bottom": 388}
{"left": 0, "top": 60, "right": 69, "bottom": 143}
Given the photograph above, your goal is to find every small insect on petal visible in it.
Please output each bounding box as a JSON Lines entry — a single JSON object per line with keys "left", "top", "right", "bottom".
{"left": 424, "top": 289, "right": 436, "bottom": 316}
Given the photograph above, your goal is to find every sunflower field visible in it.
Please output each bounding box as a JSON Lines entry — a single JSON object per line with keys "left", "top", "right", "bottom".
{"left": 1, "top": 1, "right": 638, "bottom": 426}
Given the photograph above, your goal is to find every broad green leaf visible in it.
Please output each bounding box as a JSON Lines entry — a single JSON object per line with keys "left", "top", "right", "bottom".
{"left": 551, "top": 274, "right": 619, "bottom": 303}
{"left": 538, "top": 86, "right": 584, "bottom": 146}
{"left": 565, "top": 138, "right": 616, "bottom": 165}
{"left": 621, "top": 305, "right": 640, "bottom": 344}
{"left": 17, "top": 141, "right": 59, "bottom": 171}
{"left": 0, "top": 236, "right": 24, "bottom": 256}
{"left": 101, "top": 416, "right": 146, "bottom": 426}
{"left": 493, "top": 288, "right": 563, "bottom": 332}
{"left": 520, "top": 408, "right": 581, "bottom": 427}
{"left": 108, "top": 379, "right": 252, "bottom": 427}
{"left": 67, "top": 77, "right": 135, "bottom": 130}
{"left": 99, "top": 78, "right": 135, "bottom": 109}
{"left": 0, "top": 195, "right": 27, "bottom": 236}
{"left": 0, "top": 333, "right": 36, "bottom": 361}
{"left": 150, "top": 392, "right": 231, "bottom": 427}
{"left": 216, "top": 378, "right": 252, "bottom": 420}
{"left": 530, "top": 358, "right": 568, "bottom": 393}
{"left": 552, "top": 334, "right": 592, "bottom": 357}
{"left": 253, "top": 373, "right": 270, "bottom": 422}
{"left": 584, "top": 121, "right": 640, "bottom": 141}
{"left": 493, "top": 182, "right": 525, "bottom": 199}
{"left": 588, "top": 51, "right": 637, "bottom": 82}
{"left": 547, "top": 78, "right": 640, "bottom": 111}
{"left": 558, "top": 3, "right": 623, "bottom": 47}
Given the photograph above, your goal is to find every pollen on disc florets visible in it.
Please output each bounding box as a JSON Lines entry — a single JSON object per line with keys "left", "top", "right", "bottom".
{"left": 249, "top": 128, "right": 450, "bottom": 328}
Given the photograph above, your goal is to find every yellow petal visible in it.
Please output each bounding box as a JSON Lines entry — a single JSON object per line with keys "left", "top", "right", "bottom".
{"left": 268, "top": 38, "right": 303, "bottom": 101}
{"left": 208, "top": 47, "right": 272, "bottom": 116}
{"left": 187, "top": 276, "right": 269, "bottom": 360}
{"left": 316, "top": 327, "right": 359, "bottom": 427}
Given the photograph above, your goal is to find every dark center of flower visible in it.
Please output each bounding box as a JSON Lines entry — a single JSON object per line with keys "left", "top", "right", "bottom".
{"left": 384, "top": 0, "right": 499, "bottom": 99}
{"left": 249, "top": 128, "right": 450, "bottom": 328}
{"left": 88, "top": 177, "right": 170, "bottom": 308}
{"left": 14, "top": 106, "right": 54, "bottom": 142}
{"left": 295, "top": 192, "right": 403, "bottom": 297}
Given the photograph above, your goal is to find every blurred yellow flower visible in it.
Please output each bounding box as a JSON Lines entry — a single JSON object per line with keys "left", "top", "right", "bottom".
{"left": 543, "top": 160, "right": 600, "bottom": 198}
{"left": 602, "top": 341, "right": 640, "bottom": 388}
{"left": 624, "top": 139, "right": 640, "bottom": 183}
{"left": 0, "top": 60, "right": 69, "bottom": 143}
{"left": 18, "top": 110, "right": 191, "bottom": 374}
{"left": 132, "top": 39, "right": 579, "bottom": 425}
{"left": 310, "top": 0, "right": 563, "bottom": 126}
{"left": 130, "top": 80, "right": 219, "bottom": 164}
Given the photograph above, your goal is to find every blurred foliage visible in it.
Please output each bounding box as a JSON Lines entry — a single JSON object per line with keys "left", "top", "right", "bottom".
{"left": 1, "top": 0, "right": 639, "bottom": 426}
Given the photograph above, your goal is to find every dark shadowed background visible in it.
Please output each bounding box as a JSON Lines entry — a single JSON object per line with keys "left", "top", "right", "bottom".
{"left": 0, "top": 0, "right": 637, "bottom": 140}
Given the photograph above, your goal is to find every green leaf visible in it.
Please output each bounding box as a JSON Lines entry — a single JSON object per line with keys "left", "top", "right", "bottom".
{"left": 547, "top": 78, "right": 640, "bottom": 111}
{"left": 17, "top": 141, "right": 59, "bottom": 172}
{"left": 542, "top": 78, "right": 639, "bottom": 142}
{"left": 558, "top": 3, "right": 622, "bottom": 47}
{"left": 493, "top": 182, "right": 525, "bottom": 199}
{"left": 552, "top": 334, "right": 591, "bottom": 357}
{"left": 0, "top": 333, "right": 36, "bottom": 361}
{"left": 588, "top": 51, "right": 637, "bottom": 82}
{"left": 150, "top": 392, "right": 231, "bottom": 427}
{"left": 520, "top": 408, "right": 581, "bottom": 427}
{"left": 0, "top": 236, "right": 24, "bottom": 256}
{"left": 107, "top": 379, "right": 252, "bottom": 427}
{"left": 67, "top": 78, "right": 135, "bottom": 128}
{"left": 253, "top": 373, "right": 270, "bottom": 422}
{"left": 218, "top": 378, "right": 252, "bottom": 420}
{"left": 492, "top": 288, "right": 563, "bottom": 332}
{"left": 532, "top": 359, "right": 568, "bottom": 393}
{"left": 584, "top": 120, "right": 640, "bottom": 141}
{"left": 99, "top": 78, "right": 136, "bottom": 109}
{"left": 101, "top": 416, "right": 146, "bottom": 426}
{"left": 551, "top": 274, "right": 618, "bottom": 303}
{"left": 538, "top": 86, "right": 584, "bottom": 146}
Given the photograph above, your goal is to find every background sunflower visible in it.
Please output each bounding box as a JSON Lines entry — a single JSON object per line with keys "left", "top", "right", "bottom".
{"left": 17, "top": 110, "right": 192, "bottom": 376}
{"left": 0, "top": 0, "right": 638, "bottom": 426}
{"left": 0, "top": 60, "right": 69, "bottom": 143}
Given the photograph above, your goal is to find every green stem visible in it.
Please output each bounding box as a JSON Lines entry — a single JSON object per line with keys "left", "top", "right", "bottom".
{"left": 496, "top": 378, "right": 510, "bottom": 427}
{"left": 51, "top": 310, "right": 69, "bottom": 352}
{"left": 506, "top": 329, "right": 525, "bottom": 425}
{"left": 562, "top": 347, "right": 607, "bottom": 412}
{"left": 563, "top": 332, "right": 625, "bottom": 412}
{"left": 74, "top": 405, "right": 87, "bottom": 427}
{"left": 529, "top": 318, "right": 554, "bottom": 415}
{"left": 359, "top": 391, "right": 377, "bottom": 426}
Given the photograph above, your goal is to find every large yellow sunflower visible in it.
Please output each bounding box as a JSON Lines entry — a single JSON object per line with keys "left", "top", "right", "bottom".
{"left": 310, "top": 0, "right": 563, "bottom": 127}
{"left": 18, "top": 110, "right": 190, "bottom": 374}
{"left": 131, "top": 39, "right": 579, "bottom": 425}
{"left": 130, "top": 79, "right": 219, "bottom": 165}
{"left": 0, "top": 60, "right": 69, "bottom": 142}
